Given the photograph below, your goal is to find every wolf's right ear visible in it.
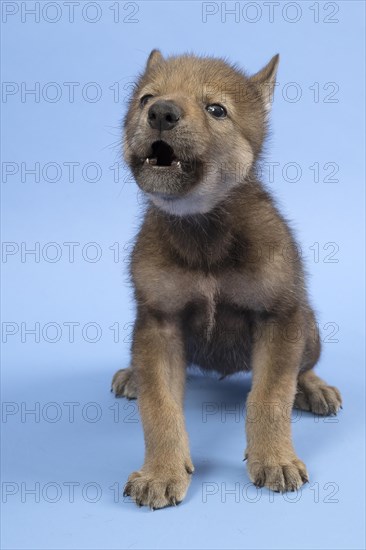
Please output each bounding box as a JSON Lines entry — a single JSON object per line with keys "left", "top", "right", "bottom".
{"left": 146, "top": 49, "right": 164, "bottom": 71}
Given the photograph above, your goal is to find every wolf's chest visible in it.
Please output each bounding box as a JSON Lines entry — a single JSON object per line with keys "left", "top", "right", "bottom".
{"left": 182, "top": 291, "right": 251, "bottom": 341}
{"left": 182, "top": 296, "right": 253, "bottom": 373}
{"left": 136, "top": 258, "right": 253, "bottom": 320}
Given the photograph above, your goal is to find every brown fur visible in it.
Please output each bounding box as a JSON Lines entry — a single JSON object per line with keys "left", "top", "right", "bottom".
{"left": 112, "top": 50, "right": 342, "bottom": 508}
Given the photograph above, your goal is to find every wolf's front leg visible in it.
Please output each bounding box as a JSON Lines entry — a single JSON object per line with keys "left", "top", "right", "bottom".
{"left": 123, "top": 313, "right": 194, "bottom": 509}
{"left": 245, "top": 310, "right": 309, "bottom": 492}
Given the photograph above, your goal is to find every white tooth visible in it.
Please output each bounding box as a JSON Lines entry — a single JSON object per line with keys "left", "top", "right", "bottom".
{"left": 176, "top": 161, "right": 181, "bottom": 167}
{"left": 145, "top": 158, "right": 150, "bottom": 164}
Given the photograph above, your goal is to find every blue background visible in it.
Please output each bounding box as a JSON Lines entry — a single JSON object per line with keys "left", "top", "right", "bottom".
{"left": 1, "top": 1, "right": 365, "bottom": 549}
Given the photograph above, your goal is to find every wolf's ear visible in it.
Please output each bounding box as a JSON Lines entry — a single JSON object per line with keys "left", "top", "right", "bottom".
{"left": 250, "top": 54, "right": 279, "bottom": 112}
{"left": 146, "top": 49, "right": 164, "bottom": 71}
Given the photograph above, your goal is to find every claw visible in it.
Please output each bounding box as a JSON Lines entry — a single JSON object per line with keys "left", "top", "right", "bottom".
{"left": 123, "top": 483, "right": 131, "bottom": 497}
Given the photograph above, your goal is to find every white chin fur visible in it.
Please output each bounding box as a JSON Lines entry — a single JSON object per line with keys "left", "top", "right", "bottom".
{"left": 148, "top": 176, "right": 238, "bottom": 216}
{"left": 146, "top": 143, "right": 254, "bottom": 216}
{"left": 149, "top": 191, "right": 221, "bottom": 216}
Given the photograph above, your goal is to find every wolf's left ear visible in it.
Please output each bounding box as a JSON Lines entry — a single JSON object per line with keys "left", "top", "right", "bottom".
{"left": 146, "top": 49, "right": 165, "bottom": 71}
{"left": 250, "top": 54, "right": 279, "bottom": 112}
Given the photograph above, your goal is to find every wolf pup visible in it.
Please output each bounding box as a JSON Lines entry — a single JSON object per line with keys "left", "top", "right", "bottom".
{"left": 112, "top": 50, "right": 342, "bottom": 509}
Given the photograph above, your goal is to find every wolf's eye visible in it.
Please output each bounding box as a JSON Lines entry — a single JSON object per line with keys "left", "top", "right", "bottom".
{"left": 206, "top": 104, "right": 227, "bottom": 118}
{"left": 140, "top": 94, "right": 154, "bottom": 107}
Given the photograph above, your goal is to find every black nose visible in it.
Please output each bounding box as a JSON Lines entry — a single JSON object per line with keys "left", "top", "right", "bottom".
{"left": 148, "top": 100, "right": 181, "bottom": 131}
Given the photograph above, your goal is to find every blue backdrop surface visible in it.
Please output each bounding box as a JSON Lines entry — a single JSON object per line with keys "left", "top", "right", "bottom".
{"left": 1, "top": 1, "right": 365, "bottom": 549}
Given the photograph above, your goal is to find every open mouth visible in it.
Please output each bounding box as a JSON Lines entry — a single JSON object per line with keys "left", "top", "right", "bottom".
{"left": 144, "top": 140, "right": 181, "bottom": 168}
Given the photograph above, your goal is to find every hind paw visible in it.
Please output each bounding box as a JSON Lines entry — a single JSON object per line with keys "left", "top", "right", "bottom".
{"left": 294, "top": 372, "right": 342, "bottom": 416}
{"left": 111, "top": 368, "right": 138, "bottom": 399}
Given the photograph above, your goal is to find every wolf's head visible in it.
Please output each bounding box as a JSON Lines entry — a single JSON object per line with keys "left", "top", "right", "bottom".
{"left": 124, "top": 50, "right": 279, "bottom": 216}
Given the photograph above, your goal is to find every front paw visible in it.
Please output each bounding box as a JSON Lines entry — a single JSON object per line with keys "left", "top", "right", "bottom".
{"left": 246, "top": 453, "right": 308, "bottom": 493}
{"left": 124, "top": 460, "right": 194, "bottom": 509}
